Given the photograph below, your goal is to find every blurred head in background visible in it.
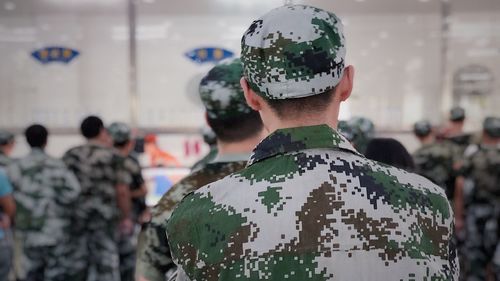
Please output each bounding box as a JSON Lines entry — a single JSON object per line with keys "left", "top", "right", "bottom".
{"left": 413, "top": 120, "right": 434, "bottom": 145}
{"left": 80, "top": 115, "right": 111, "bottom": 146}
{"left": 25, "top": 124, "right": 48, "bottom": 150}
{"left": 0, "top": 129, "right": 15, "bottom": 156}
{"left": 365, "top": 138, "right": 415, "bottom": 171}
{"left": 200, "top": 58, "right": 264, "bottom": 149}
{"left": 482, "top": 116, "right": 500, "bottom": 145}
{"left": 108, "top": 122, "right": 134, "bottom": 155}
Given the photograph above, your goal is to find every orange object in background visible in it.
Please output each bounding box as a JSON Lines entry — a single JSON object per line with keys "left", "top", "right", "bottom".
{"left": 144, "top": 134, "right": 182, "bottom": 167}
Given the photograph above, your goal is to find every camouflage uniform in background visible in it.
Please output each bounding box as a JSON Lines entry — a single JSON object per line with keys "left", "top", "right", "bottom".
{"left": 347, "top": 117, "right": 375, "bottom": 155}
{"left": 191, "top": 127, "right": 218, "bottom": 172}
{"left": 166, "top": 5, "right": 458, "bottom": 280}
{"left": 137, "top": 159, "right": 247, "bottom": 281}
{"left": 413, "top": 141, "right": 461, "bottom": 200}
{"left": 62, "top": 143, "right": 131, "bottom": 281}
{"left": 7, "top": 148, "right": 81, "bottom": 281}
{"left": 108, "top": 121, "right": 147, "bottom": 281}
{"left": 461, "top": 118, "right": 500, "bottom": 281}
{"left": 137, "top": 58, "right": 256, "bottom": 281}
{"left": 0, "top": 129, "right": 14, "bottom": 169}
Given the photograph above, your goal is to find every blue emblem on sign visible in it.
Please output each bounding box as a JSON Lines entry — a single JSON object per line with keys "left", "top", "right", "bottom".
{"left": 185, "top": 47, "right": 234, "bottom": 64}
{"left": 31, "top": 46, "right": 80, "bottom": 64}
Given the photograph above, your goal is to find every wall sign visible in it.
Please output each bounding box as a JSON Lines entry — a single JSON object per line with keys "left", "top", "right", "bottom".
{"left": 185, "top": 47, "right": 233, "bottom": 64}
{"left": 31, "top": 46, "right": 80, "bottom": 64}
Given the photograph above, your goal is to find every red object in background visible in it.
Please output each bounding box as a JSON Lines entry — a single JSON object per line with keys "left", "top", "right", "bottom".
{"left": 184, "top": 139, "right": 201, "bottom": 157}
{"left": 144, "top": 133, "right": 182, "bottom": 167}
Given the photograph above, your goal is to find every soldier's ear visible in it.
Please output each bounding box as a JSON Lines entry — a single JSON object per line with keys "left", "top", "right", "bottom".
{"left": 337, "top": 65, "right": 354, "bottom": 102}
{"left": 241, "top": 77, "right": 262, "bottom": 111}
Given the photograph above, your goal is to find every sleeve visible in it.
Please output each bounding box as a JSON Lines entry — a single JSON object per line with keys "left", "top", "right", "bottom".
{"left": 136, "top": 206, "right": 176, "bottom": 281}
{"left": 114, "top": 154, "right": 132, "bottom": 186}
{"left": 0, "top": 171, "right": 12, "bottom": 197}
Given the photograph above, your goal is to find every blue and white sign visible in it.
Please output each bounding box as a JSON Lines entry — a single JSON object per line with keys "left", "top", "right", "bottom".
{"left": 32, "top": 46, "right": 80, "bottom": 64}
{"left": 185, "top": 47, "right": 234, "bottom": 64}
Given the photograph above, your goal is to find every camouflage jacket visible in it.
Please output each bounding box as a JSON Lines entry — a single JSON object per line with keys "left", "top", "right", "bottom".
{"left": 459, "top": 144, "right": 500, "bottom": 204}
{"left": 167, "top": 125, "right": 458, "bottom": 281}
{"left": 123, "top": 154, "right": 146, "bottom": 220}
{"left": 62, "top": 143, "right": 131, "bottom": 226}
{"left": 413, "top": 141, "right": 460, "bottom": 200}
{"left": 137, "top": 156, "right": 248, "bottom": 281}
{"left": 7, "top": 149, "right": 81, "bottom": 247}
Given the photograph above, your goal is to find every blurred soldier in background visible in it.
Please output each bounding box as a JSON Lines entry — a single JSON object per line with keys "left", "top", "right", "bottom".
{"left": 348, "top": 116, "right": 375, "bottom": 154}
{"left": 7, "top": 124, "right": 80, "bottom": 281}
{"left": 0, "top": 130, "right": 15, "bottom": 169}
{"left": 63, "top": 116, "right": 132, "bottom": 281}
{"left": 190, "top": 126, "right": 218, "bottom": 172}
{"left": 455, "top": 117, "right": 500, "bottom": 281}
{"left": 413, "top": 120, "right": 460, "bottom": 200}
{"left": 166, "top": 5, "right": 457, "bottom": 280}
{"left": 136, "top": 58, "right": 264, "bottom": 281}
{"left": 337, "top": 120, "right": 355, "bottom": 142}
{"left": 0, "top": 171, "right": 15, "bottom": 281}
{"left": 108, "top": 122, "right": 147, "bottom": 281}
{"left": 444, "top": 106, "right": 474, "bottom": 154}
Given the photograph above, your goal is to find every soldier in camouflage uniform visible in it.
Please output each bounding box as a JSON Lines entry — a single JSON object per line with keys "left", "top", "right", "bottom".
{"left": 454, "top": 117, "right": 500, "bottom": 281}
{"left": 7, "top": 124, "right": 81, "bottom": 281}
{"left": 62, "top": 116, "right": 132, "bottom": 281}
{"left": 191, "top": 126, "right": 218, "bottom": 172}
{"left": 445, "top": 107, "right": 474, "bottom": 155}
{"left": 347, "top": 116, "right": 375, "bottom": 155}
{"left": 136, "top": 58, "right": 264, "bottom": 281}
{"left": 108, "top": 122, "right": 148, "bottom": 281}
{"left": 166, "top": 5, "right": 458, "bottom": 280}
{"left": 412, "top": 120, "right": 461, "bottom": 200}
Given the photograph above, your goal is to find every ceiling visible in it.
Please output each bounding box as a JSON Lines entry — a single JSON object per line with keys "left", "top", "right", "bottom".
{"left": 0, "top": 0, "right": 499, "bottom": 17}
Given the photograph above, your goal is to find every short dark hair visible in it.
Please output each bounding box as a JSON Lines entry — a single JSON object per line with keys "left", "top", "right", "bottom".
{"left": 25, "top": 124, "right": 48, "bottom": 148}
{"left": 207, "top": 111, "right": 263, "bottom": 143}
{"left": 80, "top": 116, "right": 104, "bottom": 139}
{"left": 365, "top": 138, "right": 415, "bottom": 171}
{"left": 113, "top": 139, "right": 130, "bottom": 148}
{"left": 266, "top": 89, "right": 335, "bottom": 119}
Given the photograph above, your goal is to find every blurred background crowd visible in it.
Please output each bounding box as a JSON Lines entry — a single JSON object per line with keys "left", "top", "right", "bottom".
{"left": 0, "top": 0, "right": 499, "bottom": 280}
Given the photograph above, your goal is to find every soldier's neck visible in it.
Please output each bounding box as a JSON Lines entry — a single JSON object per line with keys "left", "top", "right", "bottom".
{"left": 420, "top": 136, "right": 434, "bottom": 145}
{"left": 217, "top": 132, "right": 265, "bottom": 156}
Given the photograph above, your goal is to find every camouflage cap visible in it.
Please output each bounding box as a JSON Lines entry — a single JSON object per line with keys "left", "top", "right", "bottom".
{"left": 0, "top": 129, "right": 14, "bottom": 145}
{"left": 413, "top": 120, "right": 432, "bottom": 137}
{"left": 483, "top": 116, "right": 500, "bottom": 138}
{"left": 200, "top": 126, "right": 217, "bottom": 146}
{"left": 108, "top": 122, "right": 132, "bottom": 144}
{"left": 241, "top": 5, "right": 346, "bottom": 100}
{"left": 337, "top": 120, "right": 354, "bottom": 141}
{"left": 199, "top": 58, "right": 252, "bottom": 120}
{"left": 450, "top": 106, "right": 465, "bottom": 122}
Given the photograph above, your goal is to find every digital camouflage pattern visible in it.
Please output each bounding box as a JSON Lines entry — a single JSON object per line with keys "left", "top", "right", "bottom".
{"left": 137, "top": 160, "right": 248, "bottom": 281}
{"left": 199, "top": 58, "right": 252, "bottom": 120}
{"left": 62, "top": 143, "right": 131, "bottom": 281}
{"left": 459, "top": 144, "right": 500, "bottom": 280}
{"left": 336, "top": 120, "right": 354, "bottom": 142}
{"left": 7, "top": 149, "right": 81, "bottom": 280}
{"left": 241, "top": 5, "right": 346, "bottom": 100}
{"left": 166, "top": 125, "right": 458, "bottom": 281}
{"left": 412, "top": 141, "right": 461, "bottom": 200}
{"left": 108, "top": 122, "right": 132, "bottom": 144}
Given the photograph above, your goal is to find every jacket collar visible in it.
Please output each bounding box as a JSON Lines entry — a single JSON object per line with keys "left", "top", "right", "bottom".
{"left": 248, "top": 124, "right": 361, "bottom": 166}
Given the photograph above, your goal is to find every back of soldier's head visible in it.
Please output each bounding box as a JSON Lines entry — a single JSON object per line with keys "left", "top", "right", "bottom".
{"left": 449, "top": 106, "right": 465, "bottom": 123}
{"left": 80, "top": 115, "right": 104, "bottom": 140}
{"left": 413, "top": 120, "right": 432, "bottom": 138}
{"left": 0, "top": 129, "right": 15, "bottom": 147}
{"left": 483, "top": 117, "right": 500, "bottom": 139}
{"left": 200, "top": 58, "right": 263, "bottom": 143}
{"left": 240, "top": 5, "right": 346, "bottom": 119}
{"left": 25, "top": 124, "right": 48, "bottom": 149}
{"left": 108, "top": 122, "right": 132, "bottom": 148}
